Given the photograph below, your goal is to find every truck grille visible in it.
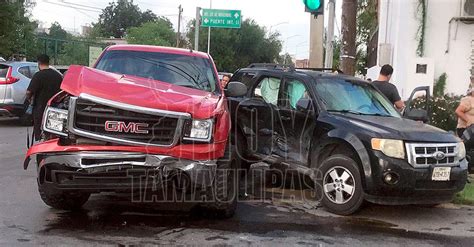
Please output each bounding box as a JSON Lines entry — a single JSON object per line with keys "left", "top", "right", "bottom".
{"left": 70, "top": 96, "right": 189, "bottom": 147}
{"left": 406, "top": 143, "right": 459, "bottom": 168}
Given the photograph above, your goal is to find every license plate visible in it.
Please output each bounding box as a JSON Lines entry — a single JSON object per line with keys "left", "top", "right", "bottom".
{"left": 432, "top": 167, "right": 451, "bottom": 181}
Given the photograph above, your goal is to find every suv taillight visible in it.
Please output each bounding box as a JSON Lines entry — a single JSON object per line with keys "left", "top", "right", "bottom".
{"left": 0, "top": 67, "right": 19, "bottom": 85}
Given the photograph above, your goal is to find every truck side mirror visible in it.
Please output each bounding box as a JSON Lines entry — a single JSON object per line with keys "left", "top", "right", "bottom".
{"left": 225, "top": 81, "right": 247, "bottom": 97}
{"left": 405, "top": 108, "right": 429, "bottom": 123}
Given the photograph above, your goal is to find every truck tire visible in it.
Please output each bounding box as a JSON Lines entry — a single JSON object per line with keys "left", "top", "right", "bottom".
{"left": 201, "top": 144, "right": 239, "bottom": 218}
{"left": 38, "top": 183, "right": 90, "bottom": 210}
{"left": 318, "top": 154, "right": 364, "bottom": 215}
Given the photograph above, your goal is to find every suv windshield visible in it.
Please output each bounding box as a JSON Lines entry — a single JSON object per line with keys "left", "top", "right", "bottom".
{"left": 95, "top": 50, "right": 217, "bottom": 92}
{"left": 315, "top": 79, "right": 400, "bottom": 117}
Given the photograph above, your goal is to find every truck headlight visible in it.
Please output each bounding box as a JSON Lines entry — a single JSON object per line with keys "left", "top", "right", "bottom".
{"left": 43, "top": 107, "right": 68, "bottom": 136}
{"left": 457, "top": 142, "right": 466, "bottom": 160}
{"left": 183, "top": 119, "right": 213, "bottom": 142}
{"left": 371, "top": 138, "right": 405, "bottom": 159}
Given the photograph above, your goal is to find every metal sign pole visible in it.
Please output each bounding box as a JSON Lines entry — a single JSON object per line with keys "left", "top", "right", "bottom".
{"left": 207, "top": 0, "right": 212, "bottom": 54}
{"left": 194, "top": 7, "right": 201, "bottom": 51}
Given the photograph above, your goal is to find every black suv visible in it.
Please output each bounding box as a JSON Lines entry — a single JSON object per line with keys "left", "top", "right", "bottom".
{"left": 227, "top": 64, "right": 468, "bottom": 215}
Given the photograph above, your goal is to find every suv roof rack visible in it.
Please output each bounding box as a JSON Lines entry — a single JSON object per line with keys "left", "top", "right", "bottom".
{"left": 296, "top": 67, "right": 344, "bottom": 74}
{"left": 247, "top": 63, "right": 295, "bottom": 71}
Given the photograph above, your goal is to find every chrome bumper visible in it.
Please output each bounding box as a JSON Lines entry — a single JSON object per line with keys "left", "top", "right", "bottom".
{"left": 38, "top": 152, "right": 217, "bottom": 190}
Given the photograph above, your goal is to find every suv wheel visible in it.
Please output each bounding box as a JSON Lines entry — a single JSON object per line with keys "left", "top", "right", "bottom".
{"left": 37, "top": 182, "right": 90, "bottom": 210}
{"left": 201, "top": 144, "right": 239, "bottom": 218}
{"left": 318, "top": 154, "right": 363, "bottom": 215}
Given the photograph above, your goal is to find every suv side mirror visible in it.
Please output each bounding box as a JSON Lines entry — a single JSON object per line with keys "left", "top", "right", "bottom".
{"left": 225, "top": 81, "right": 247, "bottom": 97}
{"left": 405, "top": 108, "right": 428, "bottom": 123}
{"left": 296, "top": 98, "right": 312, "bottom": 112}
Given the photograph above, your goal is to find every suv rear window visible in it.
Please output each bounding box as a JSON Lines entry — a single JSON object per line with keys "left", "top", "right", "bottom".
{"left": 0, "top": 64, "right": 9, "bottom": 79}
{"left": 95, "top": 50, "right": 218, "bottom": 92}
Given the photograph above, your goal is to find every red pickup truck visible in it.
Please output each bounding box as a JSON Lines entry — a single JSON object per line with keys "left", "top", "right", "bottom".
{"left": 24, "top": 45, "right": 247, "bottom": 218}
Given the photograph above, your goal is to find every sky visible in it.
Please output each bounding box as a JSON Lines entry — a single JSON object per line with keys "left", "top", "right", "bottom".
{"left": 31, "top": 0, "right": 342, "bottom": 59}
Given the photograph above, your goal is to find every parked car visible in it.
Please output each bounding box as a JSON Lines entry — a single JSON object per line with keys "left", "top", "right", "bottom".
{"left": 23, "top": 45, "right": 247, "bottom": 218}
{"left": 0, "top": 61, "right": 62, "bottom": 124}
{"left": 227, "top": 64, "right": 468, "bottom": 215}
{"left": 0, "top": 62, "right": 39, "bottom": 123}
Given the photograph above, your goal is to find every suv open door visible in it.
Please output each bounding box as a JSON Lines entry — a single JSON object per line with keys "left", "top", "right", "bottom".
{"left": 403, "top": 86, "right": 431, "bottom": 123}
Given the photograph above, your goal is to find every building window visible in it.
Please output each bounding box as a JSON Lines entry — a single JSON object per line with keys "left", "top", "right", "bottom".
{"left": 416, "top": 64, "right": 427, "bottom": 74}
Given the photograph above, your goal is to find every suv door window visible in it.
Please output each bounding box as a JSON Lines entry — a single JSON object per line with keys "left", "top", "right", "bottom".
{"left": 280, "top": 79, "right": 312, "bottom": 110}
{"left": 29, "top": 66, "right": 39, "bottom": 77}
{"left": 231, "top": 71, "right": 256, "bottom": 88}
{"left": 253, "top": 76, "right": 281, "bottom": 105}
{"left": 18, "top": 66, "right": 31, "bottom": 78}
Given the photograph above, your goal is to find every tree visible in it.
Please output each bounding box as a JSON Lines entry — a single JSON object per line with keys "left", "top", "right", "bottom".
{"left": 187, "top": 19, "right": 282, "bottom": 72}
{"left": 93, "top": 0, "right": 157, "bottom": 38}
{"left": 340, "top": 0, "right": 357, "bottom": 76}
{"left": 126, "top": 18, "right": 175, "bottom": 46}
{"left": 0, "top": 0, "right": 38, "bottom": 60}
{"left": 277, "top": 53, "right": 294, "bottom": 66}
{"left": 355, "top": 0, "right": 378, "bottom": 75}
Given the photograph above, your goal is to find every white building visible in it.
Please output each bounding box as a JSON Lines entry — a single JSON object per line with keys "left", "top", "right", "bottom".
{"left": 367, "top": 0, "right": 474, "bottom": 98}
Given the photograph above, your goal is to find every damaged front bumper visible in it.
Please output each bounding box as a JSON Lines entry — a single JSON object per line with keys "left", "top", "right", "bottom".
{"left": 36, "top": 151, "right": 216, "bottom": 193}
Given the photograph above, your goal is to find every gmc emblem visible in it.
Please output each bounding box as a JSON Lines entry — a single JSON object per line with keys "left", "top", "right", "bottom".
{"left": 104, "top": 121, "right": 149, "bottom": 134}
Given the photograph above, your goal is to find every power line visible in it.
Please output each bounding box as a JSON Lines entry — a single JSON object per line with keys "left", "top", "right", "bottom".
{"left": 41, "top": 0, "right": 101, "bottom": 13}
{"left": 58, "top": 0, "right": 103, "bottom": 10}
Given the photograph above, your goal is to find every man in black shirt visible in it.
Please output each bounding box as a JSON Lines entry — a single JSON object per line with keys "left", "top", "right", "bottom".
{"left": 26, "top": 54, "right": 63, "bottom": 140}
{"left": 372, "top": 64, "right": 405, "bottom": 111}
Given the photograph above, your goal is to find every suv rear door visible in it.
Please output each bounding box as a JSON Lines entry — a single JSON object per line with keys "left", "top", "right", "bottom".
{"left": 236, "top": 72, "right": 282, "bottom": 157}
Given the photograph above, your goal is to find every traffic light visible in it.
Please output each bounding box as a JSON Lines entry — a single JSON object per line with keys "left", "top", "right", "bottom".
{"left": 303, "top": 0, "right": 324, "bottom": 16}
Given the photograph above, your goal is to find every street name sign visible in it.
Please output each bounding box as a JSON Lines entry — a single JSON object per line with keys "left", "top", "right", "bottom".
{"left": 201, "top": 9, "right": 241, "bottom": 28}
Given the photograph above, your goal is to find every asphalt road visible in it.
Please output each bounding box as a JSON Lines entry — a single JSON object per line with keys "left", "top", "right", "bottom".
{"left": 0, "top": 118, "right": 473, "bottom": 246}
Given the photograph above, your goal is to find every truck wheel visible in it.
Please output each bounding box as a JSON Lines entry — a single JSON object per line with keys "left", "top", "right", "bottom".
{"left": 201, "top": 144, "right": 238, "bottom": 218}
{"left": 38, "top": 183, "right": 90, "bottom": 210}
{"left": 318, "top": 154, "right": 364, "bottom": 215}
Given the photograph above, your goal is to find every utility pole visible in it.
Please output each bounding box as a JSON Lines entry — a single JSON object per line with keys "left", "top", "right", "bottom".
{"left": 324, "top": 0, "right": 336, "bottom": 68}
{"left": 194, "top": 7, "right": 201, "bottom": 51}
{"left": 176, "top": 5, "right": 183, "bottom": 47}
{"left": 340, "top": 0, "right": 357, "bottom": 75}
{"left": 207, "top": 0, "right": 212, "bottom": 54}
{"left": 309, "top": 15, "right": 324, "bottom": 67}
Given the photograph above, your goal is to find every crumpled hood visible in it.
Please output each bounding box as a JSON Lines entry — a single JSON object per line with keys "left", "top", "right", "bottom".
{"left": 327, "top": 112, "right": 460, "bottom": 143}
{"left": 61, "top": 65, "right": 222, "bottom": 119}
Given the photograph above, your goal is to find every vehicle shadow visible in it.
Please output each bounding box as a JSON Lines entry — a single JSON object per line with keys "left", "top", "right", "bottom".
{"left": 0, "top": 118, "right": 23, "bottom": 127}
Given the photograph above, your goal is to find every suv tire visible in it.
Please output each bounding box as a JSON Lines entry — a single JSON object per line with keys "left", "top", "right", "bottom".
{"left": 38, "top": 182, "right": 90, "bottom": 210}
{"left": 318, "top": 154, "right": 364, "bottom": 215}
{"left": 201, "top": 144, "right": 239, "bottom": 218}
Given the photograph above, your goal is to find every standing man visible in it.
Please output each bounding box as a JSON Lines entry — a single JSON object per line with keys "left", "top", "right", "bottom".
{"left": 221, "top": 74, "right": 231, "bottom": 88}
{"left": 26, "top": 54, "right": 63, "bottom": 141}
{"left": 372, "top": 64, "right": 405, "bottom": 111}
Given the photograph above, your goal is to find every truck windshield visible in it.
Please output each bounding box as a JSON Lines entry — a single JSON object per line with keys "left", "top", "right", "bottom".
{"left": 95, "top": 50, "right": 217, "bottom": 92}
{"left": 315, "top": 79, "right": 400, "bottom": 117}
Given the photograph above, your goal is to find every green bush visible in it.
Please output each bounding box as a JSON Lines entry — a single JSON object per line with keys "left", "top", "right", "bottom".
{"left": 411, "top": 94, "right": 462, "bottom": 131}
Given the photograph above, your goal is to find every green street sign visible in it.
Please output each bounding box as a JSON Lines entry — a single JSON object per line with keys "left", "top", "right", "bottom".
{"left": 201, "top": 9, "right": 241, "bottom": 28}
